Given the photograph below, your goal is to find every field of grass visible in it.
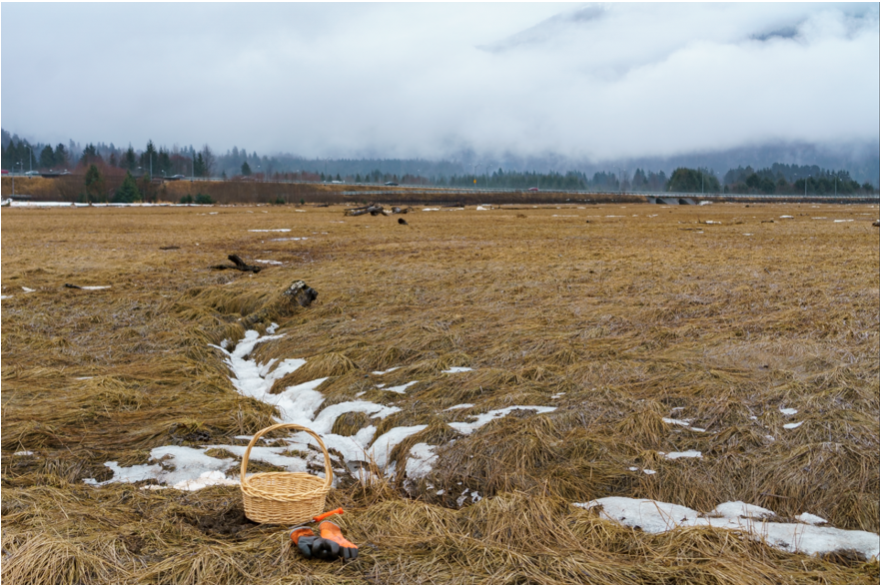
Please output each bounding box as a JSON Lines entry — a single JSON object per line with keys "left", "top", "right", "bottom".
{"left": 2, "top": 202, "right": 878, "bottom": 584}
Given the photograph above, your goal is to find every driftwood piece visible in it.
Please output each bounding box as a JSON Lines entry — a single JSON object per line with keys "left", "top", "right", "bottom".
{"left": 345, "top": 204, "right": 384, "bottom": 217}
{"left": 240, "top": 279, "right": 319, "bottom": 328}
{"left": 64, "top": 283, "right": 82, "bottom": 289}
{"left": 284, "top": 280, "right": 318, "bottom": 307}
{"left": 398, "top": 218, "right": 408, "bottom": 225}
{"left": 211, "top": 254, "right": 262, "bottom": 273}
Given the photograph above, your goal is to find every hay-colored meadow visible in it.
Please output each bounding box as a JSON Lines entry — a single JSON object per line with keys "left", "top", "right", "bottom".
{"left": 2, "top": 201, "right": 878, "bottom": 584}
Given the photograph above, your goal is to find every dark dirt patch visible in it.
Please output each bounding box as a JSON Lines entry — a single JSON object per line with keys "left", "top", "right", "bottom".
{"left": 191, "top": 506, "right": 260, "bottom": 537}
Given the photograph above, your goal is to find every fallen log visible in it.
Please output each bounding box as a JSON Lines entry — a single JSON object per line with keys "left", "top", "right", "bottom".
{"left": 211, "top": 254, "right": 262, "bottom": 273}
{"left": 345, "top": 204, "right": 385, "bottom": 217}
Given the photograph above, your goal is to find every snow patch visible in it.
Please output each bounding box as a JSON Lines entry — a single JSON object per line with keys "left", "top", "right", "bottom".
{"left": 576, "top": 497, "right": 879, "bottom": 561}
{"left": 779, "top": 407, "right": 798, "bottom": 416}
{"left": 797, "top": 513, "right": 828, "bottom": 525}
{"left": 445, "top": 403, "right": 474, "bottom": 411}
{"left": 449, "top": 406, "right": 556, "bottom": 435}
{"left": 664, "top": 450, "right": 702, "bottom": 460}
{"left": 369, "top": 425, "right": 428, "bottom": 469}
{"left": 405, "top": 443, "right": 438, "bottom": 479}
{"left": 385, "top": 381, "right": 418, "bottom": 394}
{"left": 249, "top": 228, "right": 291, "bottom": 232}
{"left": 372, "top": 367, "right": 400, "bottom": 375}
{"left": 709, "top": 501, "right": 775, "bottom": 519}
{"left": 783, "top": 421, "right": 804, "bottom": 430}
{"left": 442, "top": 366, "right": 473, "bottom": 373}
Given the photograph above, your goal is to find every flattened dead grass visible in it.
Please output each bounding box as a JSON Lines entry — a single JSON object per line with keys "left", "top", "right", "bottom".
{"left": 2, "top": 202, "right": 878, "bottom": 583}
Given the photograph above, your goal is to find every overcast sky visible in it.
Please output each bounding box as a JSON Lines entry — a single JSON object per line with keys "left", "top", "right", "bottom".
{"left": 2, "top": 2, "right": 878, "bottom": 161}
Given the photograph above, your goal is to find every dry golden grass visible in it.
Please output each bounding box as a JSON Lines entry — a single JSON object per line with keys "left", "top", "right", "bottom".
{"left": 2, "top": 201, "right": 879, "bottom": 584}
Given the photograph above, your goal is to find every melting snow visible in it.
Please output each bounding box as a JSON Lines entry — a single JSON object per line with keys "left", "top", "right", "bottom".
{"left": 442, "top": 367, "right": 473, "bottom": 373}
{"left": 249, "top": 228, "right": 291, "bottom": 232}
{"left": 798, "top": 513, "right": 828, "bottom": 525}
{"left": 779, "top": 407, "right": 798, "bottom": 416}
{"left": 270, "top": 237, "right": 307, "bottom": 241}
{"left": 664, "top": 450, "right": 702, "bottom": 460}
{"left": 833, "top": 219, "right": 853, "bottom": 223}
{"left": 783, "top": 421, "right": 804, "bottom": 430}
{"left": 445, "top": 403, "right": 474, "bottom": 411}
{"left": 255, "top": 259, "right": 283, "bottom": 265}
{"left": 385, "top": 381, "right": 418, "bottom": 394}
{"left": 576, "top": 497, "right": 879, "bottom": 561}
{"left": 709, "top": 501, "right": 775, "bottom": 519}
{"left": 662, "top": 417, "right": 705, "bottom": 432}
{"left": 369, "top": 426, "right": 428, "bottom": 469}
{"left": 372, "top": 367, "right": 400, "bottom": 375}
{"left": 405, "top": 443, "right": 438, "bottom": 479}
{"left": 22, "top": 286, "right": 36, "bottom": 293}
{"left": 780, "top": 215, "right": 794, "bottom": 219}
{"left": 82, "top": 286, "right": 111, "bottom": 290}
{"left": 92, "top": 330, "right": 423, "bottom": 488}
{"left": 449, "top": 406, "right": 556, "bottom": 435}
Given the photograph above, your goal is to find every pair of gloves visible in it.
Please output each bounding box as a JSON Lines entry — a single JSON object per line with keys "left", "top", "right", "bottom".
{"left": 291, "top": 521, "right": 358, "bottom": 561}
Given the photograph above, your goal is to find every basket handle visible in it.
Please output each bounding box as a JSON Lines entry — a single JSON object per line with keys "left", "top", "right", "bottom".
{"left": 240, "top": 423, "right": 333, "bottom": 489}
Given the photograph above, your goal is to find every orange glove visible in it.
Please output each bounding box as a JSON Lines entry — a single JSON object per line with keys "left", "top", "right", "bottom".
{"left": 290, "top": 527, "right": 340, "bottom": 561}
{"left": 319, "top": 521, "right": 358, "bottom": 561}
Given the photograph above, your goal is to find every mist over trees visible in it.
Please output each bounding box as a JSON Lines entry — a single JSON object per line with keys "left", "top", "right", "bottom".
{"left": 2, "top": 128, "right": 876, "bottom": 195}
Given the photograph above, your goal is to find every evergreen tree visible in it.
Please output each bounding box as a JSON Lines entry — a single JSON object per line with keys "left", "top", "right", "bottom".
{"left": 241, "top": 161, "right": 252, "bottom": 176}
{"left": 194, "top": 153, "right": 206, "bottom": 177}
{"left": 124, "top": 146, "right": 137, "bottom": 171}
{"left": 114, "top": 171, "right": 141, "bottom": 203}
{"left": 54, "top": 143, "right": 68, "bottom": 168}
{"left": 84, "top": 164, "right": 105, "bottom": 202}
{"left": 39, "top": 145, "right": 55, "bottom": 169}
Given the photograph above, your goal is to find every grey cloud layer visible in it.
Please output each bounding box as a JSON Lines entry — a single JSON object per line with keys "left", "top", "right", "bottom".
{"left": 2, "top": 3, "right": 877, "bottom": 160}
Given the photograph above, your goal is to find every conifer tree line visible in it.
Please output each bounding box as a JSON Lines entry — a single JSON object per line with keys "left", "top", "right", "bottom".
{"left": 2, "top": 128, "right": 876, "bottom": 195}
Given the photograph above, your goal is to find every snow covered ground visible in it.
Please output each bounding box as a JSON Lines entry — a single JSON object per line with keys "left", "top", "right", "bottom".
{"left": 576, "top": 497, "right": 879, "bottom": 561}
{"left": 85, "top": 326, "right": 555, "bottom": 491}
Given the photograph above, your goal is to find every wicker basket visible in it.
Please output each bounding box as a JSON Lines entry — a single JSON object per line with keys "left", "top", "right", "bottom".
{"left": 240, "top": 423, "right": 333, "bottom": 524}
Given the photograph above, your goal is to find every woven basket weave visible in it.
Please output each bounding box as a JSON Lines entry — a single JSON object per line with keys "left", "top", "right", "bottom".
{"left": 240, "top": 423, "right": 333, "bottom": 524}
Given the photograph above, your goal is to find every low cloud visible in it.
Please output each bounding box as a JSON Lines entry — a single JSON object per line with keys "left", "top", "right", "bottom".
{"left": 2, "top": 3, "right": 877, "bottom": 161}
